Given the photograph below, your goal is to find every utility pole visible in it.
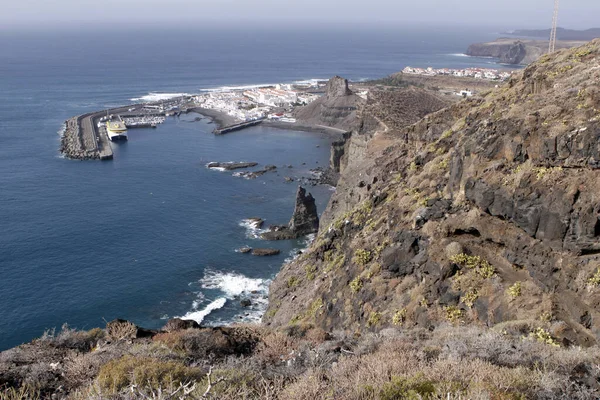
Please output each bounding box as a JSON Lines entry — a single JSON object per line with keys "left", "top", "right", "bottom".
{"left": 549, "top": 0, "right": 559, "bottom": 53}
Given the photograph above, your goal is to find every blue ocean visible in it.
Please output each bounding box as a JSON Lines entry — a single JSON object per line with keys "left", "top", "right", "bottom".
{"left": 0, "top": 25, "right": 503, "bottom": 350}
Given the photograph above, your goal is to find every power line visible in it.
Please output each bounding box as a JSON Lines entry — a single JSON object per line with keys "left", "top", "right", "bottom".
{"left": 549, "top": 0, "right": 559, "bottom": 53}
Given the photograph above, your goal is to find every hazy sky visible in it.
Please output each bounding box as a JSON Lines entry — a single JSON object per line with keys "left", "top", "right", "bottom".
{"left": 2, "top": 0, "right": 597, "bottom": 30}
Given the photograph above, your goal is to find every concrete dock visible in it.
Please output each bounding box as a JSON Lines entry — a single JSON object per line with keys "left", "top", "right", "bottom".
{"left": 60, "top": 96, "right": 192, "bottom": 161}
{"left": 214, "top": 119, "right": 264, "bottom": 135}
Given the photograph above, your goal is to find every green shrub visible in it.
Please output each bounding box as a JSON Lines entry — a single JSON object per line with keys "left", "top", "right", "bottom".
{"left": 304, "top": 265, "right": 317, "bottom": 280}
{"left": 286, "top": 276, "right": 300, "bottom": 288}
{"left": 588, "top": 268, "right": 600, "bottom": 286}
{"left": 450, "top": 253, "right": 495, "bottom": 279}
{"left": 97, "top": 356, "right": 201, "bottom": 393}
{"left": 392, "top": 308, "right": 407, "bottom": 326}
{"left": 444, "top": 306, "right": 463, "bottom": 324}
{"left": 507, "top": 282, "right": 522, "bottom": 299}
{"left": 379, "top": 374, "right": 436, "bottom": 400}
{"left": 367, "top": 312, "right": 382, "bottom": 328}
{"left": 353, "top": 249, "right": 372, "bottom": 266}
{"left": 461, "top": 288, "right": 479, "bottom": 308}
{"left": 529, "top": 328, "right": 560, "bottom": 347}
{"left": 350, "top": 277, "right": 363, "bottom": 293}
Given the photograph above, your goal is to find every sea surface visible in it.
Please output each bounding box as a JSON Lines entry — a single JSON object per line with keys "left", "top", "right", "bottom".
{"left": 0, "top": 25, "right": 504, "bottom": 350}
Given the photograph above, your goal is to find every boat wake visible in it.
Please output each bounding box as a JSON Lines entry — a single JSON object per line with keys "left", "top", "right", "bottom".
{"left": 179, "top": 269, "right": 270, "bottom": 325}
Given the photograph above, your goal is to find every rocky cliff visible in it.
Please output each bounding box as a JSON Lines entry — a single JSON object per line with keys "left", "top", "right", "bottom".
{"left": 265, "top": 40, "right": 600, "bottom": 347}
{"left": 466, "top": 39, "right": 546, "bottom": 65}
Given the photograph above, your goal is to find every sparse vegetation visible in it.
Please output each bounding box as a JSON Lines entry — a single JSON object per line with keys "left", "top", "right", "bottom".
{"left": 588, "top": 268, "right": 600, "bottom": 287}
{"left": 461, "top": 288, "right": 479, "bottom": 308}
{"left": 97, "top": 356, "right": 202, "bottom": 393}
{"left": 533, "top": 166, "right": 562, "bottom": 180}
{"left": 350, "top": 276, "right": 363, "bottom": 293}
{"left": 444, "top": 306, "right": 463, "bottom": 323}
{"left": 529, "top": 327, "right": 560, "bottom": 347}
{"left": 440, "top": 129, "right": 453, "bottom": 139}
{"left": 287, "top": 276, "right": 300, "bottom": 288}
{"left": 353, "top": 249, "right": 372, "bottom": 266}
{"left": 507, "top": 282, "right": 522, "bottom": 299}
{"left": 366, "top": 311, "right": 382, "bottom": 328}
{"left": 304, "top": 264, "right": 317, "bottom": 280}
{"left": 392, "top": 308, "right": 407, "bottom": 326}
{"left": 450, "top": 253, "right": 495, "bottom": 279}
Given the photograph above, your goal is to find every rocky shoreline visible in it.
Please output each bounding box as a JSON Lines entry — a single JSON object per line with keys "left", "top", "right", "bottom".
{"left": 60, "top": 116, "right": 101, "bottom": 160}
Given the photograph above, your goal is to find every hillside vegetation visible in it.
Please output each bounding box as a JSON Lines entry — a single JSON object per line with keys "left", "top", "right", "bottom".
{"left": 4, "top": 40, "right": 600, "bottom": 399}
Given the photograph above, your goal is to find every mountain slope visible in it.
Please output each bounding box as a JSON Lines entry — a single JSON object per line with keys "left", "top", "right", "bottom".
{"left": 265, "top": 39, "right": 600, "bottom": 347}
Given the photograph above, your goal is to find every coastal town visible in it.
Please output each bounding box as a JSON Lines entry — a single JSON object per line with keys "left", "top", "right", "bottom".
{"left": 402, "top": 66, "right": 512, "bottom": 81}
{"left": 194, "top": 83, "right": 323, "bottom": 123}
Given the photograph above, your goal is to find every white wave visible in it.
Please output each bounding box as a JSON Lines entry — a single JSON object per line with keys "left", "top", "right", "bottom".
{"left": 239, "top": 219, "right": 268, "bottom": 239}
{"left": 130, "top": 92, "right": 191, "bottom": 102}
{"left": 292, "top": 78, "right": 327, "bottom": 86}
{"left": 176, "top": 269, "right": 271, "bottom": 325}
{"left": 447, "top": 53, "right": 469, "bottom": 57}
{"left": 57, "top": 124, "right": 66, "bottom": 137}
{"left": 201, "top": 77, "right": 327, "bottom": 93}
{"left": 201, "top": 269, "right": 270, "bottom": 298}
{"left": 180, "top": 298, "right": 227, "bottom": 324}
{"left": 202, "top": 84, "right": 274, "bottom": 93}
{"left": 207, "top": 166, "right": 227, "bottom": 172}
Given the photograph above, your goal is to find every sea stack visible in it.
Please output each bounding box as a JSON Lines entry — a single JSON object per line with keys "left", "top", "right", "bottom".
{"left": 261, "top": 186, "right": 319, "bottom": 240}
{"left": 288, "top": 186, "right": 319, "bottom": 236}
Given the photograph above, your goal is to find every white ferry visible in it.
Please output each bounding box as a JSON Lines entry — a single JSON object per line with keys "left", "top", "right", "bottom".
{"left": 106, "top": 120, "right": 128, "bottom": 141}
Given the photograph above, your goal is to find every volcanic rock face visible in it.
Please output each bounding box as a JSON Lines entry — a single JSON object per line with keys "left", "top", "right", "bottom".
{"left": 325, "top": 76, "right": 352, "bottom": 98}
{"left": 265, "top": 40, "right": 600, "bottom": 346}
{"left": 288, "top": 186, "right": 319, "bottom": 236}
{"left": 466, "top": 39, "right": 546, "bottom": 65}
{"left": 261, "top": 186, "right": 319, "bottom": 240}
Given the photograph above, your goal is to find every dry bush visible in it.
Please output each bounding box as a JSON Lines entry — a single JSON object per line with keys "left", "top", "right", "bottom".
{"left": 153, "top": 327, "right": 260, "bottom": 361}
{"left": 255, "top": 331, "right": 299, "bottom": 365}
{"left": 283, "top": 325, "right": 600, "bottom": 399}
{"left": 0, "top": 385, "right": 40, "bottom": 400}
{"left": 96, "top": 355, "right": 202, "bottom": 393}
{"left": 38, "top": 324, "right": 104, "bottom": 352}
{"left": 106, "top": 320, "right": 138, "bottom": 341}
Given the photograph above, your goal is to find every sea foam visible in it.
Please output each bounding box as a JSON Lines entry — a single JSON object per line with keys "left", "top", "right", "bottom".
{"left": 239, "top": 218, "right": 268, "bottom": 239}
{"left": 179, "top": 269, "right": 270, "bottom": 325}
{"left": 130, "top": 92, "right": 191, "bottom": 102}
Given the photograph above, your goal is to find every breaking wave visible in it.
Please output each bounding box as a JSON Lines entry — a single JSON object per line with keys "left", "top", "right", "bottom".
{"left": 130, "top": 92, "right": 191, "bottom": 102}
{"left": 239, "top": 218, "right": 268, "bottom": 239}
{"left": 179, "top": 269, "right": 270, "bottom": 325}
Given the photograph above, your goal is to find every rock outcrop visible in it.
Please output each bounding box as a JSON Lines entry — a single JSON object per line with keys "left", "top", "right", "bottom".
{"left": 265, "top": 40, "right": 600, "bottom": 347}
{"left": 294, "top": 76, "right": 365, "bottom": 131}
{"left": 251, "top": 248, "right": 281, "bottom": 256}
{"left": 206, "top": 162, "right": 258, "bottom": 170}
{"left": 261, "top": 186, "right": 319, "bottom": 240}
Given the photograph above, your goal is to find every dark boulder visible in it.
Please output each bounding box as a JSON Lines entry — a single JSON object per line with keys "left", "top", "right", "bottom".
{"left": 162, "top": 318, "right": 201, "bottom": 332}
{"left": 251, "top": 248, "right": 281, "bottom": 256}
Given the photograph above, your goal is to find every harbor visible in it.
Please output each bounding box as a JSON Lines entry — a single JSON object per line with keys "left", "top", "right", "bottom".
{"left": 60, "top": 97, "right": 192, "bottom": 160}
{"left": 60, "top": 82, "right": 324, "bottom": 161}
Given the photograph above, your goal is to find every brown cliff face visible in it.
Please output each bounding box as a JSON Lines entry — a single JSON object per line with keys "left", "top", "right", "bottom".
{"left": 265, "top": 40, "right": 600, "bottom": 347}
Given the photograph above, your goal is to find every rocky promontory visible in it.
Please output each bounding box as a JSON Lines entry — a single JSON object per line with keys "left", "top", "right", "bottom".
{"left": 466, "top": 38, "right": 587, "bottom": 65}
{"left": 294, "top": 76, "right": 365, "bottom": 131}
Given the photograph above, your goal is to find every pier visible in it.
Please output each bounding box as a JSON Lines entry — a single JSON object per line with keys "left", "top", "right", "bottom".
{"left": 214, "top": 119, "right": 264, "bottom": 135}
{"left": 60, "top": 97, "right": 192, "bottom": 161}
